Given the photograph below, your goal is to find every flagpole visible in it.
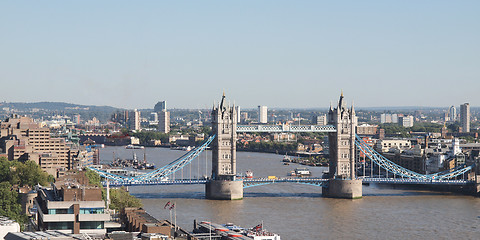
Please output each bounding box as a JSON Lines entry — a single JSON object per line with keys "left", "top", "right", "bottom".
{"left": 174, "top": 201, "right": 177, "bottom": 239}
{"left": 169, "top": 208, "right": 172, "bottom": 238}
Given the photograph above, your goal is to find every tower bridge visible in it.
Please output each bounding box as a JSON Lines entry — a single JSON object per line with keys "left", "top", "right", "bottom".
{"left": 88, "top": 93, "right": 478, "bottom": 199}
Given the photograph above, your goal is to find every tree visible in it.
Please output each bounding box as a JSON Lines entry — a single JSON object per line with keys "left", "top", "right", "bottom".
{"left": 0, "top": 182, "right": 27, "bottom": 225}
{"left": 109, "top": 187, "right": 143, "bottom": 211}
{"left": 0, "top": 158, "right": 50, "bottom": 187}
{"left": 85, "top": 168, "right": 102, "bottom": 188}
{"left": 15, "top": 160, "right": 49, "bottom": 187}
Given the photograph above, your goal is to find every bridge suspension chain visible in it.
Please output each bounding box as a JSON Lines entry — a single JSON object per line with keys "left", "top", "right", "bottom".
{"left": 355, "top": 135, "right": 473, "bottom": 180}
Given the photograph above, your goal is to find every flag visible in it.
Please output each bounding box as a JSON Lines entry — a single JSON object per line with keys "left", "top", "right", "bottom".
{"left": 169, "top": 203, "right": 175, "bottom": 210}
{"left": 164, "top": 201, "right": 171, "bottom": 209}
{"left": 253, "top": 223, "right": 262, "bottom": 231}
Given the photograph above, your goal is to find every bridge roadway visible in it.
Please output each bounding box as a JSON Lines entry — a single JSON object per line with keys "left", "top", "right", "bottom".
{"left": 105, "top": 177, "right": 471, "bottom": 187}
{"left": 236, "top": 124, "right": 336, "bottom": 133}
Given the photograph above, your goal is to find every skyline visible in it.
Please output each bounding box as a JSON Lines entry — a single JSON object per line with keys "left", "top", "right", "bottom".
{"left": 1, "top": 1, "right": 479, "bottom": 109}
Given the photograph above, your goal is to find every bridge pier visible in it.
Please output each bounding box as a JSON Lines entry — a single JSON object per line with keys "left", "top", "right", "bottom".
{"left": 322, "top": 179, "right": 362, "bottom": 199}
{"left": 206, "top": 180, "right": 243, "bottom": 200}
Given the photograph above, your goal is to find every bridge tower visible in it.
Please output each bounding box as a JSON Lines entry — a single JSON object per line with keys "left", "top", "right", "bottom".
{"left": 205, "top": 93, "right": 243, "bottom": 200}
{"left": 323, "top": 92, "right": 362, "bottom": 199}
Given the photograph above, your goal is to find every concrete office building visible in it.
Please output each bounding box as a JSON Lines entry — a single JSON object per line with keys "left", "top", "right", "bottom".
{"left": 0, "top": 115, "right": 72, "bottom": 176}
{"left": 460, "top": 103, "right": 470, "bottom": 132}
{"left": 258, "top": 106, "right": 268, "bottom": 124}
{"left": 34, "top": 172, "right": 109, "bottom": 234}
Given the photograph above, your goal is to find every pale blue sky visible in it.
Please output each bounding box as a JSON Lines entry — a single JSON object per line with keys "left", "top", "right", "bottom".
{"left": 0, "top": 1, "right": 479, "bottom": 109}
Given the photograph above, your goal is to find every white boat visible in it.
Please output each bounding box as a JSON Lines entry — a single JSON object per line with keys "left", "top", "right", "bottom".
{"left": 126, "top": 144, "right": 144, "bottom": 149}
{"left": 245, "top": 170, "right": 254, "bottom": 178}
{"left": 294, "top": 168, "right": 311, "bottom": 176}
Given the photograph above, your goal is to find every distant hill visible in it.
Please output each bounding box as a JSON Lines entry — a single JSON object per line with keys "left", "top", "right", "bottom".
{"left": 0, "top": 102, "right": 123, "bottom": 123}
{"left": 0, "top": 102, "right": 121, "bottom": 112}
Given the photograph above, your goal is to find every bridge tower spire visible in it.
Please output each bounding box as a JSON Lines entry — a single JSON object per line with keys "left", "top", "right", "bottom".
{"left": 206, "top": 93, "right": 243, "bottom": 200}
{"left": 323, "top": 92, "right": 362, "bottom": 199}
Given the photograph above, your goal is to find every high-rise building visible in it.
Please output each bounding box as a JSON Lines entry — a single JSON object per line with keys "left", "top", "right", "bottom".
{"left": 449, "top": 105, "right": 456, "bottom": 122}
{"left": 154, "top": 101, "right": 170, "bottom": 133}
{"left": 154, "top": 101, "right": 167, "bottom": 112}
{"left": 158, "top": 111, "right": 170, "bottom": 133}
{"left": 460, "top": 103, "right": 470, "bottom": 132}
{"left": 398, "top": 115, "right": 414, "bottom": 127}
{"left": 380, "top": 113, "right": 398, "bottom": 124}
{"left": 312, "top": 114, "right": 327, "bottom": 125}
{"left": 133, "top": 109, "right": 141, "bottom": 131}
{"left": 235, "top": 106, "right": 241, "bottom": 123}
{"left": 258, "top": 106, "right": 268, "bottom": 124}
{"left": 150, "top": 112, "right": 158, "bottom": 122}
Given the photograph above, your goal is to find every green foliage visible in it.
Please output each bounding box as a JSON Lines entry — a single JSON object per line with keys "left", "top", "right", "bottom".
{"left": 410, "top": 122, "right": 443, "bottom": 133}
{"left": 85, "top": 169, "right": 102, "bottom": 187}
{"left": 0, "top": 182, "right": 27, "bottom": 226}
{"left": 460, "top": 136, "right": 476, "bottom": 143}
{"left": 132, "top": 131, "right": 169, "bottom": 145}
{"left": 379, "top": 123, "right": 410, "bottom": 137}
{"left": 447, "top": 122, "right": 460, "bottom": 132}
{"left": 109, "top": 187, "right": 143, "bottom": 211}
{"left": 0, "top": 158, "right": 49, "bottom": 187}
{"left": 16, "top": 161, "right": 49, "bottom": 187}
{"left": 238, "top": 141, "right": 297, "bottom": 154}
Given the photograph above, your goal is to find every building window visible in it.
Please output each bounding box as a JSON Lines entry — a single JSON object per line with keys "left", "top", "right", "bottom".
{"left": 80, "top": 221, "right": 104, "bottom": 229}
{"left": 80, "top": 208, "right": 104, "bottom": 214}
{"left": 47, "top": 222, "right": 73, "bottom": 230}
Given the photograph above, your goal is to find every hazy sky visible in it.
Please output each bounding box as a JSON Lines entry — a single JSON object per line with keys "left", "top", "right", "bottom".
{"left": 1, "top": 1, "right": 479, "bottom": 109}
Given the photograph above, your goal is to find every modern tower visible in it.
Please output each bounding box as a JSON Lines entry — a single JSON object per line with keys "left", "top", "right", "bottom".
{"left": 449, "top": 105, "right": 456, "bottom": 122}
{"left": 258, "top": 105, "right": 268, "bottom": 123}
{"left": 154, "top": 101, "right": 167, "bottom": 112}
{"left": 155, "top": 100, "right": 170, "bottom": 133}
{"left": 460, "top": 103, "right": 470, "bottom": 132}
{"left": 206, "top": 93, "right": 243, "bottom": 200}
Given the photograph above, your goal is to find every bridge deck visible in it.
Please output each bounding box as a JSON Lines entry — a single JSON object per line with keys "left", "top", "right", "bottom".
{"left": 104, "top": 177, "right": 471, "bottom": 187}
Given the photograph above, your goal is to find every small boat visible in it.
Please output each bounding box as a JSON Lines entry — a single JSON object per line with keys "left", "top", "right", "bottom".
{"left": 126, "top": 144, "right": 144, "bottom": 149}
{"left": 282, "top": 154, "right": 292, "bottom": 162}
{"left": 245, "top": 170, "right": 254, "bottom": 178}
{"left": 283, "top": 162, "right": 290, "bottom": 165}
{"left": 289, "top": 170, "right": 296, "bottom": 176}
{"left": 295, "top": 167, "right": 311, "bottom": 176}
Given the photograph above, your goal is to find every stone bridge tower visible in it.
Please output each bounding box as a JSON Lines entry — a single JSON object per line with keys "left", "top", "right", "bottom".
{"left": 323, "top": 92, "right": 362, "bottom": 199}
{"left": 206, "top": 93, "right": 243, "bottom": 200}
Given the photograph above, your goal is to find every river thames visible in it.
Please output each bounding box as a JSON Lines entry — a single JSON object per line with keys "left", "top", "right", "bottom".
{"left": 100, "top": 146, "right": 480, "bottom": 239}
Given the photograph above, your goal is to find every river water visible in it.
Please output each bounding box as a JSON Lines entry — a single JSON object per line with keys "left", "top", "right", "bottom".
{"left": 100, "top": 146, "right": 480, "bottom": 239}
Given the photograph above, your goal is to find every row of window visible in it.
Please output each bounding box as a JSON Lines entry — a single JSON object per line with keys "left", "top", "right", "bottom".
{"left": 47, "top": 221, "right": 104, "bottom": 230}
{"left": 48, "top": 208, "right": 104, "bottom": 215}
